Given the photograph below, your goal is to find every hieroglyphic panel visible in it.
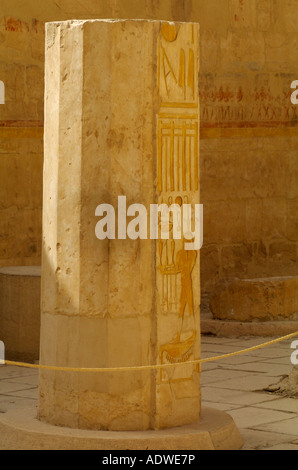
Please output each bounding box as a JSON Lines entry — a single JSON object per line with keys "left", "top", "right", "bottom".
{"left": 156, "top": 23, "right": 200, "bottom": 384}
{"left": 157, "top": 23, "right": 199, "bottom": 195}
{"left": 158, "top": 22, "right": 198, "bottom": 107}
{"left": 199, "top": 74, "right": 298, "bottom": 129}
{"left": 158, "top": 117, "right": 198, "bottom": 192}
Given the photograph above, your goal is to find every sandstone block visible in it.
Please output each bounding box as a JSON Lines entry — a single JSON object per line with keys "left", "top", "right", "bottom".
{"left": 210, "top": 276, "right": 298, "bottom": 322}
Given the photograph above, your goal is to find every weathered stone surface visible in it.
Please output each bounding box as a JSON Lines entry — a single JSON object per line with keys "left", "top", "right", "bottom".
{"left": 201, "top": 311, "right": 298, "bottom": 337}
{"left": 0, "top": 266, "right": 41, "bottom": 361}
{"left": 210, "top": 277, "right": 298, "bottom": 322}
{"left": 38, "top": 19, "right": 201, "bottom": 432}
{"left": 0, "top": 406, "right": 243, "bottom": 450}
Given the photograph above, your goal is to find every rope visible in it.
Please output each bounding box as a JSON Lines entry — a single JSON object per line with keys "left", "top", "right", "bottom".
{"left": 2, "top": 331, "right": 298, "bottom": 373}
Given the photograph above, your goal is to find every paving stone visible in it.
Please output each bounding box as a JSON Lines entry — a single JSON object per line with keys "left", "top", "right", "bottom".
{"left": 263, "top": 443, "right": 298, "bottom": 450}
{"left": 228, "top": 406, "right": 294, "bottom": 428}
{"left": 3, "top": 375, "right": 39, "bottom": 386}
{"left": 0, "top": 366, "right": 38, "bottom": 380}
{"left": 201, "top": 401, "right": 242, "bottom": 412}
{"left": 4, "top": 388, "right": 38, "bottom": 400}
{"left": 201, "top": 344, "right": 250, "bottom": 353}
{"left": 201, "top": 368, "right": 259, "bottom": 385}
{"left": 201, "top": 386, "right": 277, "bottom": 406}
{"left": 262, "top": 357, "right": 295, "bottom": 366}
{"left": 227, "top": 362, "right": 293, "bottom": 376}
{"left": 239, "top": 348, "right": 291, "bottom": 359}
{"left": 205, "top": 375, "right": 277, "bottom": 392}
{"left": 0, "top": 396, "right": 38, "bottom": 414}
{"left": 203, "top": 355, "right": 265, "bottom": 366}
{"left": 0, "top": 382, "right": 38, "bottom": 394}
{"left": 254, "top": 398, "right": 298, "bottom": 413}
{"left": 240, "top": 429, "right": 298, "bottom": 450}
{"left": 256, "top": 417, "right": 298, "bottom": 436}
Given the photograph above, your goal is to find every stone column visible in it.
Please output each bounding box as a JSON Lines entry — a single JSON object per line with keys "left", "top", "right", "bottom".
{"left": 39, "top": 19, "right": 201, "bottom": 432}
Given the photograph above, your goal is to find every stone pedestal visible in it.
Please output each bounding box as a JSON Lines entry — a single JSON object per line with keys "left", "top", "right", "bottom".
{"left": 0, "top": 266, "right": 41, "bottom": 362}
{"left": 210, "top": 277, "right": 298, "bottom": 322}
{"left": 39, "top": 19, "right": 201, "bottom": 432}
{"left": 0, "top": 407, "right": 244, "bottom": 450}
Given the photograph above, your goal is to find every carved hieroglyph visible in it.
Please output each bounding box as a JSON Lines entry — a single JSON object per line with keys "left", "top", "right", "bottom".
{"left": 157, "top": 23, "right": 199, "bottom": 193}
{"left": 155, "top": 22, "right": 201, "bottom": 427}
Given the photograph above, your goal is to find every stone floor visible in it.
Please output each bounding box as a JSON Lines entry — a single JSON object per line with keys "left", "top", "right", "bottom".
{"left": 201, "top": 335, "right": 298, "bottom": 450}
{"left": 0, "top": 335, "right": 297, "bottom": 450}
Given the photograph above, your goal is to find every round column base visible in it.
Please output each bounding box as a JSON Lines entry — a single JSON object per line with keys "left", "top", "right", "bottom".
{"left": 0, "top": 406, "right": 243, "bottom": 450}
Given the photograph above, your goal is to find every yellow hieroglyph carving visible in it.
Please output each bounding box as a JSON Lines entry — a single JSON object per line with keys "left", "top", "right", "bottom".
{"left": 157, "top": 23, "right": 199, "bottom": 384}
{"left": 157, "top": 22, "right": 199, "bottom": 194}
{"left": 158, "top": 118, "right": 199, "bottom": 192}
{"left": 158, "top": 23, "right": 197, "bottom": 106}
{"left": 158, "top": 228, "right": 198, "bottom": 381}
{"left": 161, "top": 23, "right": 179, "bottom": 43}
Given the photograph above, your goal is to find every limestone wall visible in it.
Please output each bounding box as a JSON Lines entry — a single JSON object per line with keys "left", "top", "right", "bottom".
{"left": 198, "top": 0, "right": 298, "bottom": 300}
{"left": 0, "top": 0, "right": 298, "bottom": 298}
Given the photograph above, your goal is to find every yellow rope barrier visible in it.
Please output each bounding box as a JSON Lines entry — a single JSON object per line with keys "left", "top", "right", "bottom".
{"left": 3, "top": 331, "right": 298, "bottom": 373}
